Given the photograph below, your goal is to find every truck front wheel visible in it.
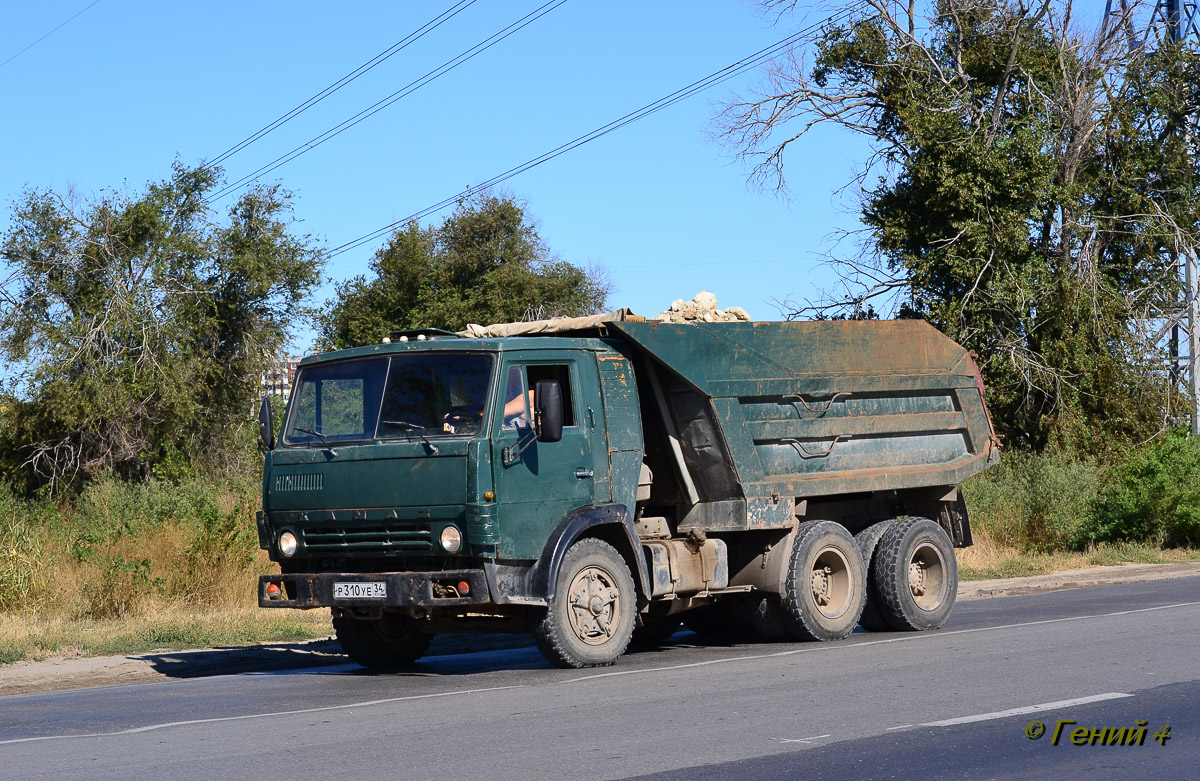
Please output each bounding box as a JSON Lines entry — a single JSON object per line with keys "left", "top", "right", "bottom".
{"left": 533, "top": 538, "right": 636, "bottom": 668}
{"left": 780, "top": 521, "right": 866, "bottom": 641}
{"left": 333, "top": 610, "right": 432, "bottom": 670}
{"left": 872, "top": 517, "right": 957, "bottom": 631}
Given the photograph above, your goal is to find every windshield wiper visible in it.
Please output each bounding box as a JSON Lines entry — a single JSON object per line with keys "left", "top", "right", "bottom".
{"left": 295, "top": 427, "right": 338, "bottom": 456}
{"left": 381, "top": 420, "right": 439, "bottom": 455}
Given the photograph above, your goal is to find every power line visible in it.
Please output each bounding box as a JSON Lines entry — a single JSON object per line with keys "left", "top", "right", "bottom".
{"left": 0, "top": 0, "right": 103, "bottom": 70}
{"left": 207, "top": 0, "right": 570, "bottom": 204}
{"left": 205, "top": 0, "right": 478, "bottom": 170}
{"left": 323, "top": 8, "right": 852, "bottom": 261}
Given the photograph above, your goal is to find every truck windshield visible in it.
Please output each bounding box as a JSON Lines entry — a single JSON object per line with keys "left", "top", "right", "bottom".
{"left": 283, "top": 354, "right": 493, "bottom": 446}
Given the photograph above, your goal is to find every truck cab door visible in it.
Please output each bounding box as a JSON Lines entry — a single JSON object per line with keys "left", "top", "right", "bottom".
{"left": 490, "top": 356, "right": 598, "bottom": 559}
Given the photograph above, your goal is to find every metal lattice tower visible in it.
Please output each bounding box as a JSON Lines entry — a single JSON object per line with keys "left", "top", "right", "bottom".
{"left": 1105, "top": 0, "right": 1200, "bottom": 45}
{"left": 1105, "top": 0, "right": 1200, "bottom": 433}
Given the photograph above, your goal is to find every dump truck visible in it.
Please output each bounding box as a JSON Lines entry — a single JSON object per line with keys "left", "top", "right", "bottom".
{"left": 255, "top": 312, "right": 1000, "bottom": 669}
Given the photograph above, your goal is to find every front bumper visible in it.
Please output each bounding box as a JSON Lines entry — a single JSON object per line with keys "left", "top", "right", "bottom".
{"left": 259, "top": 569, "right": 491, "bottom": 609}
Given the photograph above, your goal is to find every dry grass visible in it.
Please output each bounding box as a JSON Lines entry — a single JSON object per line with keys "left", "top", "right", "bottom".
{"left": 0, "top": 477, "right": 340, "bottom": 666}
{"left": 0, "top": 607, "right": 331, "bottom": 665}
{"left": 1, "top": 525, "right": 333, "bottom": 665}
{"left": 0, "top": 522, "right": 334, "bottom": 666}
{"left": 16, "top": 525, "right": 270, "bottom": 620}
{"left": 956, "top": 525, "right": 1200, "bottom": 580}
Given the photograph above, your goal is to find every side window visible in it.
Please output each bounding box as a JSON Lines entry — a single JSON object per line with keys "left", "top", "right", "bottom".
{"left": 527, "top": 364, "right": 576, "bottom": 427}
{"left": 501, "top": 367, "right": 528, "bottom": 430}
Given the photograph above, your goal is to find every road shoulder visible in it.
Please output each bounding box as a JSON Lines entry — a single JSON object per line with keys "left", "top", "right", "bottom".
{"left": 957, "top": 561, "right": 1200, "bottom": 601}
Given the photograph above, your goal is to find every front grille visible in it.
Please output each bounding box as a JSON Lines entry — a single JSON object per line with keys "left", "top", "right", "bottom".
{"left": 302, "top": 523, "right": 433, "bottom": 554}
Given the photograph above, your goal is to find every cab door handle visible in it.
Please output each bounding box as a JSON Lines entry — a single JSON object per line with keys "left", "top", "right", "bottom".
{"left": 575, "top": 469, "right": 594, "bottom": 479}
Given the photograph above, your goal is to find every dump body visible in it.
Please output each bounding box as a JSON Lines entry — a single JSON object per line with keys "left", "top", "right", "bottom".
{"left": 606, "top": 319, "right": 998, "bottom": 530}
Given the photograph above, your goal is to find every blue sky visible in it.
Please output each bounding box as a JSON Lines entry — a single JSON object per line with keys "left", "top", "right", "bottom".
{"left": 1, "top": 0, "right": 874, "bottom": 352}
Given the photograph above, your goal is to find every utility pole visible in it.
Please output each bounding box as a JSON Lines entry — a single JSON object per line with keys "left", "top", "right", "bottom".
{"left": 1105, "top": 0, "right": 1200, "bottom": 434}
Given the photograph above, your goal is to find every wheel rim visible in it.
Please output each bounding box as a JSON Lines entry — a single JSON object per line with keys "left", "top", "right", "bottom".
{"left": 908, "top": 542, "right": 948, "bottom": 611}
{"left": 809, "top": 545, "right": 852, "bottom": 619}
{"left": 567, "top": 565, "right": 622, "bottom": 646}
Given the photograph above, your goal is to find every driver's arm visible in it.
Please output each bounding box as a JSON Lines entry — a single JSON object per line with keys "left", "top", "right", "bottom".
{"left": 503, "top": 389, "right": 534, "bottom": 418}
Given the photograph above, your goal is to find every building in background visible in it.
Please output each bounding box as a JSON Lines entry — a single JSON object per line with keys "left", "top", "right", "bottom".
{"left": 262, "top": 356, "right": 302, "bottom": 400}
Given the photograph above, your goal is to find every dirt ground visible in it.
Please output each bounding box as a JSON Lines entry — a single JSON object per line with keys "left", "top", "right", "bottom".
{"left": 4, "top": 561, "right": 1199, "bottom": 698}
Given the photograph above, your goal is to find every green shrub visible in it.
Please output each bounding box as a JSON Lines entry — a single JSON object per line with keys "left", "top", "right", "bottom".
{"left": 962, "top": 450, "right": 1103, "bottom": 552}
{"left": 0, "top": 485, "right": 45, "bottom": 611}
{"left": 0, "top": 517, "right": 41, "bottom": 611}
{"left": 179, "top": 502, "right": 258, "bottom": 602}
{"left": 1082, "top": 428, "right": 1200, "bottom": 547}
{"left": 72, "top": 476, "right": 222, "bottom": 541}
{"left": 80, "top": 556, "right": 160, "bottom": 619}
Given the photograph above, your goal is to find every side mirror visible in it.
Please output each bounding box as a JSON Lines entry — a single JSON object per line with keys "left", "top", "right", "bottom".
{"left": 534, "top": 380, "right": 563, "bottom": 443}
{"left": 258, "top": 396, "right": 276, "bottom": 451}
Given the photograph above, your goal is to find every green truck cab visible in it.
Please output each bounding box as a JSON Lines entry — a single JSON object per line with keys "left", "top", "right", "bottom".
{"left": 256, "top": 314, "right": 1000, "bottom": 669}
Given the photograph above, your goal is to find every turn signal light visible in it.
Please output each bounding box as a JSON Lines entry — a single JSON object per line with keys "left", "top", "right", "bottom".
{"left": 266, "top": 582, "right": 282, "bottom": 599}
{"left": 457, "top": 580, "right": 470, "bottom": 595}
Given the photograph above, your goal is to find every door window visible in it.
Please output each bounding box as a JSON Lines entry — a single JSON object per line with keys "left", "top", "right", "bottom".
{"left": 502, "top": 367, "right": 529, "bottom": 430}
{"left": 527, "top": 364, "right": 576, "bottom": 426}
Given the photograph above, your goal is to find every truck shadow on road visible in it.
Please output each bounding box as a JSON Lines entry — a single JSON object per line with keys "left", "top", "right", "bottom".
{"left": 136, "top": 630, "right": 761, "bottom": 682}
{"left": 137, "top": 639, "right": 348, "bottom": 679}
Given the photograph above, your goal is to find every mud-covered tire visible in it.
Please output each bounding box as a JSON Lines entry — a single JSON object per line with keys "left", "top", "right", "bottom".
{"left": 333, "top": 611, "right": 432, "bottom": 670}
{"left": 873, "top": 517, "right": 957, "bottom": 631}
{"left": 532, "top": 538, "right": 636, "bottom": 668}
{"left": 779, "top": 521, "right": 866, "bottom": 641}
{"left": 855, "top": 520, "right": 896, "bottom": 632}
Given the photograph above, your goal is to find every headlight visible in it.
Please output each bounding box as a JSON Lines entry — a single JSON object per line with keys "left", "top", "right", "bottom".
{"left": 440, "top": 526, "right": 462, "bottom": 554}
{"left": 279, "top": 531, "right": 298, "bottom": 557}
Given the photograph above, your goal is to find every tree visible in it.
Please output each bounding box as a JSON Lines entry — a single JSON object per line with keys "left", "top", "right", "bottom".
{"left": 319, "top": 193, "right": 610, "bottom": 349}
{"left": 718, "top": 0, "right": 1200, "bottom": 453}
{"left": 0, "top": 162, "right": 322, "bottom": 491}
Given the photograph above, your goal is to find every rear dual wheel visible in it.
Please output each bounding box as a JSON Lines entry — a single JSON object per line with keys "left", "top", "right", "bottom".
{"left": 869, "top": 517, "right": 957, "bottom": 631}
{"left": 695, "top": 523, "right": 867, "bottom": 643}
{"left": 779, "top": 521, "right": 866, "bottom": 641}
{"left": 854, "top": 520, "right": 896, "bottom": 631}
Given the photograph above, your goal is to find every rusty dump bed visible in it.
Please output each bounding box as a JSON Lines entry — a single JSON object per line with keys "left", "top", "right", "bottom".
{"left": 607, "top": 319, "right": 1000, "bottom": 507}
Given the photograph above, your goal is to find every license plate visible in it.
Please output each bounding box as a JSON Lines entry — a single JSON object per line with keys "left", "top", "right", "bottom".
{"left": 333, "top": 581, "right": 387, "bottom": 599}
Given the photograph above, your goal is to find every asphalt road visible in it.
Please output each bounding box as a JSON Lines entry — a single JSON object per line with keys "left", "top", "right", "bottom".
{"left": 2, "top": 577, "right": 1197, "bottom": 780}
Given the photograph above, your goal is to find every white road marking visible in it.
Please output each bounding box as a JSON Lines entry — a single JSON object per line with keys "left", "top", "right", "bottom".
{"left": 554, "top": 600, "right": 1200, "bottom": 685}
{"left": 776, "top": 734, "right": 832, "bottom": 744}
{"left": 885, "top": 725, "right": 914, "bottom": 731}
{"left": 919, "top": 692, "right": 1133, "bottom": 727}
{"left": 0, "top": 684, "right": 529, "bottom": 746}
{"left": 3, "top": 600, "right": 1197, "bottom": 746}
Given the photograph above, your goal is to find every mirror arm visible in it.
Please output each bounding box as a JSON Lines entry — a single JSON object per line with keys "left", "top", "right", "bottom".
{"left": 502, "top": 427, "right": 537, "bottom": 467}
